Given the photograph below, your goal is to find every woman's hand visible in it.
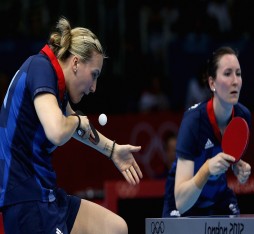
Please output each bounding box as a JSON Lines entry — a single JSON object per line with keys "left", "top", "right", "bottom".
{"left": 232, "top": 159, "right": 251, "bottom": 184}
{"left": 208, "top": 153, "right": 235, "bottom": 175}
{"left": 111, "top": 144, "right": 143, "bottom": 185}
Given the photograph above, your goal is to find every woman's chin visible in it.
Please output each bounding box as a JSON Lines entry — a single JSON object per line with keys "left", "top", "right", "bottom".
{"left": 70, "top": 97, "right": 81, "bottom": 104}
{"left": 231, "top": 97, "right": 239, "bottom": 105}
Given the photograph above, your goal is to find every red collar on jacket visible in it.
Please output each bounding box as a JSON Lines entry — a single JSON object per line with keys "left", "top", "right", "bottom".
{"left": 40, "top": 44, "right": 65, "bottom": 102}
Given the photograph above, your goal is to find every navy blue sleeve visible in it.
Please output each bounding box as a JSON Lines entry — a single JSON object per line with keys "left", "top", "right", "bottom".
{"left": 26, "top": 54, "right": 58, "bottom": 100}
{"left": 235, "top": 103, "right": 252, "bottom": 129}
{"left": 175, "top": 110, "right": 200, "bottom": 160}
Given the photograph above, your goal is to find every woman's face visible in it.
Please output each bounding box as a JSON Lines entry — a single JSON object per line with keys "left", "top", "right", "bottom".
{"left": 211, "top": 54, "right": 242, "bottom": 106}
{"left": 69, "top": 52, "right": 103, "bottom": 104}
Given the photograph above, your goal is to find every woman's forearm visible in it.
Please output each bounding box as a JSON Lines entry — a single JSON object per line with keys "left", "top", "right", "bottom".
{"left": 175, "top": 160, "right": 210, "bottom": 214}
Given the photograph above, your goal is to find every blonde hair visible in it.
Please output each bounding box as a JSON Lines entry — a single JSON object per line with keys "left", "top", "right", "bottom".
{"left": 48, "top": 16, "right": 105, "bottom": 62}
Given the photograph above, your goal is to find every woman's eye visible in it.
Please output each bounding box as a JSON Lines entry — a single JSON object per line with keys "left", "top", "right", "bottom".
{"left": 92, "top": 71, "right": 99, "bottom": 80}
{"left": 236, "top": 72, "right": 241, "bottom": 77}
{"left": 92, "top": 73, "right": 97, "bottom": 80}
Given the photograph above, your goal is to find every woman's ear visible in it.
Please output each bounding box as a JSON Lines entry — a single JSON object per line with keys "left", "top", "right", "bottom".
{"left": 72, "top": 56, "right": 79, "bottom": 73}
{"left": 208, "top": 76, "right": 215, "bottom": 92}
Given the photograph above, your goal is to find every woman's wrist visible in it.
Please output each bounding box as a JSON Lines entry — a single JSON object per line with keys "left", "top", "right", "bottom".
{"left": 109, "top": 140, "right": 116, "bottom": 160}
{"left": 71, "top": 113, "right": 85, "bottom": 137}
{"left": 71, "top": 113, "right": 81, "bottom": 129}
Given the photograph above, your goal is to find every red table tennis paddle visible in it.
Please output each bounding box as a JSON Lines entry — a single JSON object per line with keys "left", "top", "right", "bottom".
{"left": 222, "top": 117, "right": 249, "bottom": 163}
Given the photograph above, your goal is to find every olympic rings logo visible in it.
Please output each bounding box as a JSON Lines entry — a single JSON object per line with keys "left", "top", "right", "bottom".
{"left": 151, "top": 221, "right": 165, "bottom": 234}
{"left": 130, "top": 121, "right": 179, "bottom": 177}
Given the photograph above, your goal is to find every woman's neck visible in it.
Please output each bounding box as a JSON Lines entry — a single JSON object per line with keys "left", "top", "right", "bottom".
{"left": 213, "top": 98, "right": 233, "bottom": 134}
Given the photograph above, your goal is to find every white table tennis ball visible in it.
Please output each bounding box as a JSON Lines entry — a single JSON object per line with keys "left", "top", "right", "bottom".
{"left": 98, "top": 113, "right": 107, "bottom": 126}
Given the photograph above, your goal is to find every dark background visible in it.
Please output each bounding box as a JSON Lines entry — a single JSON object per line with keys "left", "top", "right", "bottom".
{"left": 1, "top": 0, "right": 254, "bottom": 115}
{"left": 1, "top": 1, "right": 254, "bottom": 234}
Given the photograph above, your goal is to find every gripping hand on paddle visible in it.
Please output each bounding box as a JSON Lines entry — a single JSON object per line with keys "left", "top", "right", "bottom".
{"left": 208, "top": 153, "right": 235, "bottom": 175}
{"left": 232, "top": 159, "right": 251, "bottom": 184}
